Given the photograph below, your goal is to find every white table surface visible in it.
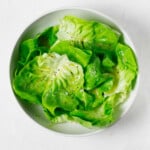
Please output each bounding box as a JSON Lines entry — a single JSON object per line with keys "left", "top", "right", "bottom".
{"left": 0, "top": 0, "right": 150, "bottom": 150}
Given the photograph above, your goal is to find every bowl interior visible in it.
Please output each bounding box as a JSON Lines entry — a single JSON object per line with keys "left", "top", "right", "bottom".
{"left": 10, "top": 8, "right": 139, "bottom": 135}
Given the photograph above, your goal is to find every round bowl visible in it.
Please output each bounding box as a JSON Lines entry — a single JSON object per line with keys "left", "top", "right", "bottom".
{"left": 10, "top": 7, "right": 139, "bottom": 136}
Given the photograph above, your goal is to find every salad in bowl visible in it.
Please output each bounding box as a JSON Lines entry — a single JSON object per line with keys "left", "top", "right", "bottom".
{"left": 10, "top": 8, "right": 139, "bottom": 135}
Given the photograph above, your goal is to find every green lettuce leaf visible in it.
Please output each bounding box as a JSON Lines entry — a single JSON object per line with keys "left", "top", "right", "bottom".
{"left": 84, "top": 56, "right": 111, "bottom": 90}
{"left": 50, "top": 40, "right": 92, "bottom": 67}
{"left": 115, "top": 43, "right": 138, "bottom": 93}
{"left": 75, "top": 89, "right": 94, "bottom": 110}
{"left": 70, "top": 91, "right": 126, "bottom": 127}
{"left": 36, "top": 25, "right": 59, "bottom": 48}
{"left": 42, "top": 88, "right": 79, "bottom": 116}
{"left": 13, "top": 52, "right": 84, "bottom": 104}
{"left": 102, "top": 54, "right": 116, "bottom": 68}
{"left": 17, "top": 26, "right": 58, "bottom": 72}
{"left": 70, "top": 100, "right": 113, "bottom": 127}
{"left": 57, "top": 15, "right": 120, "bottom": 52}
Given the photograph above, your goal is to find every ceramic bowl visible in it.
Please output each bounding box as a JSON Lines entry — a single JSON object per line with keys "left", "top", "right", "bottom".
{"left": 10, "top": 7, "right": 139, "bottom": 136}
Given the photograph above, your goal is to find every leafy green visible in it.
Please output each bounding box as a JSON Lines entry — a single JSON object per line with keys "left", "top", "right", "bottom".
{"left": 70, "top": 91, "right": 127, "bottom": 127}
{"left": 84, "top": 56, "right": 112, "bottom": 90}
{"left": 75, "top": 89, "right": 94, "bottom": 110}
{"left": 102, "top": 54, "right": 116, "bottom": 68}
{"left": 100, "top": 77, "right": 114, "bottom": 92}
{"left": 36, "top": 25, "right": 59, "bottom": 48}
{"left": 57, "top": 15, "right": 120, "bottom": 52}
{"left": 12, "top": 15, "right": 138, "bottom": 129}
{"left": 42, "top": 88, "right": 79, "bottom": 116}
{"left": 115, "top": 43, "right": 138, "bottom": 93}
{"left": 70, "top": 99, "right": 114, "bottom": 127}
{"left": 18, "top": 39, "right": 39, "bottom": 68}
{"left": 90, "top": 87, "right": 104, "bottom": 108}
{"left": 50, "top": 40, "right": 92, "bottom": 67}
{"left": 17, "top": 26, "right": 58, "bottom": 72}
{"left": 13, "top": 53, "right": 84, "bottom": 104}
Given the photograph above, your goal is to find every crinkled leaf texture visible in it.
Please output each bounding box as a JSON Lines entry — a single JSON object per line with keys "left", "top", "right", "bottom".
{"left": 12, "top": 15, "right": 138, "bottom": 129}
{"left": 57, "top": 15, "right": 120, "bottom": 52}
{"left": 50, "top": 40, "right": 92, "bottom": 67}
{"left": 114, "top": 43, "right": 138, "bottom": 93}
{"left": 13, "top": 53, "right": 84, "bottom": 105}
{"left": 17, "top": 26, "right": 58, "bottom": 73}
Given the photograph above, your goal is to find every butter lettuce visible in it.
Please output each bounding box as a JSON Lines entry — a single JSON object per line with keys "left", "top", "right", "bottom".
{"left": 57, "top": 15, "right": 120, "bottom": 52}
{"left": 50, "top": 40, "right": 92, "bottom": 67}
{"left": 115, "top": 43, "right": 138, "bottom": 93}
{"left": 12, "top": 15, "right": 138, "bottom": 128}
{"left": 13, "top": 53, "right": 84, "bottom": 104}
{"left": 17, "top": 26, "right": 58, "bottom": 72}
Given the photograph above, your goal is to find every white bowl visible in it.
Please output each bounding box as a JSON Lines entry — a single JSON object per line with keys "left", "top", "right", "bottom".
{"left": 10, "top": 7, "right": 139, "bottom": 136}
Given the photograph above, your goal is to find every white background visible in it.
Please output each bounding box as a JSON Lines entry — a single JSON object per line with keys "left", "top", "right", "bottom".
{"left": 0, "top": 0, "right": 150, "bottom": 150}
